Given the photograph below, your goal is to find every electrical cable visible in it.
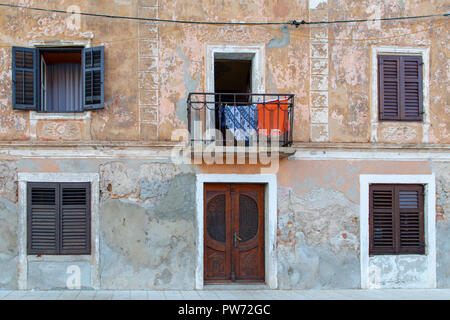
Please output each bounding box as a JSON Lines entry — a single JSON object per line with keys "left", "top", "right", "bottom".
{"left": 0, "top": 2, "right": 447, "bottom": 26}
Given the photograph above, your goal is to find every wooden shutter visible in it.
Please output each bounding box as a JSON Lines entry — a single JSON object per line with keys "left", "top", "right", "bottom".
{"left": 60, "top": 183, "right": 91, "bottom": 254}
{"left": 400, "top": 56, "right": 423, "bottom": 121}
{"left": 378, "top": 55, "right": 400, "bottom": 120}
{"left": 369, "top": 185, "right": 396, "bottom": 254}
{"left": 378, "top": 55, "right": 423, "bottom": 121}
{"left": 27, "top": 183, "right": 58, "bottom": 254}
{"left": 12, "top": 47, "right": 37, "bottom": 110}
{"left": 370, "top": 184, "right": 425, "bottom": 255}
{"left": 27, "top": 182, "right": 91, "bottom": 255}
{"left": 397, "top": 185, "right": 424, "bottom": 254}
{"left": 82, "top": 46, "right": 104, "bottom": 110}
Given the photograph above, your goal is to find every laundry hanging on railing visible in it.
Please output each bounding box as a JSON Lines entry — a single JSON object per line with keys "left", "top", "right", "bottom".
{"left": 257, "top": 98, "right": 290, "bottom": 137}
{"left": 220, "top": 104, "right": 258, "bottom": 142}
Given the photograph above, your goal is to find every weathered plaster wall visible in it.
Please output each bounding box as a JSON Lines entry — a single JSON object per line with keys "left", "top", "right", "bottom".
{"left": 158, "top": 0, "right": 310, "bottom": 141}
{"left": 433, "top": 162, "right": 450, "bottom": 287}
{"left": 158, "top": 0, "right": 448, "bottom": 144}
{"left": 0, "top": 157, "right": 449, "bottom": 289}
{"left": 0, "top": 0, "right": 447, "bottom": 144}
{"left": 328, "top": 0, "right": 449, "bottom": 144}
{"left": 276, "top": 159, "right": 436, "bottom": 289}
{"left": 98, "top": 161, "right": 197, "bottom": 289}
{"left": 5, "top": 158, "right": 198, "bottom": 290}
{"left": 0, "top": 0, "right": 142, "bottom": 141}
{"left": 0, "top": 161, "right": 18, "bottom": 289}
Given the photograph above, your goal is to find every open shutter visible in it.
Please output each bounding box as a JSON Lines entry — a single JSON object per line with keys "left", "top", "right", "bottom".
{"left": 397, "top": 185, "right": 424, "bottom": 254}
{"left": 400, "top": 56, "right": 423, "bottom": 121}
{"left": 378, "top": 55, "right": 400, "bottom": 120}
{"left": 82, "top": 46, "right": 104, "bottom": 110}
{"left": 12, "top": 47, "right": 37, "bottom": 110}
{"left": 27, "top": 183, "right": 58, "bottom": 254}
{"left": 60, "top": 183, "right": 91, "bottom": 254}
{"left": 369, "top": 185, "right": 396, "bottom": 255}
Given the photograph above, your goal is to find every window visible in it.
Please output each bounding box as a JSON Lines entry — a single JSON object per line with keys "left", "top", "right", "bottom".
{"left": 27, "top": 182, "right": 91, "bottom": 255}
{"left": 369, "top": 184, "right": 424, "bottom": 255}
{"left": 12, "top": 46, "right": 104, "bottom": 112}
{"left": 378, "top": 55, "right": 423, "bottom": 121}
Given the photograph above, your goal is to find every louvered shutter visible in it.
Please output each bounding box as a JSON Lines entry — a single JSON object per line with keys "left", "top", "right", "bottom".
{"left": 82, "top": 46, "right": 104, "bottom": 110}
{"left": 378, "top": 55, "right": 400, "bottom": 120}
{"left": 369, "top": 185, "right": 396, "bottom": 255}
{"left": 60, "top": 183, "right": 91, "bottom": 254}
{"left": 12, "top": 47, "right": 37, "bottom": 110}
{"left": 400, "top": 56, "right": 423, "bottom": 121}
{"left": 397, "top": 185, "right": 424, "bottom": 254}
{"left": 27, "top": 183, "right": 58, "bottom": 254}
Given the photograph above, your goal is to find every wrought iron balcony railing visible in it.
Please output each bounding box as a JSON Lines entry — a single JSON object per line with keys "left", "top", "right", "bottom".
{"left": 187, "top": 93, "right": 294, "bottom": 147}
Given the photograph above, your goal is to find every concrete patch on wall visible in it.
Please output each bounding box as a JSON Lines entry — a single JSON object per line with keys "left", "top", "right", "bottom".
{"left": 267, "top": 26, "right": 290, "bottom": 49}
{"left": 100, "top": 172, "right": 196, "bottom": 289}
{"left": 0, "top": 198, "right": 18, "bottom": 289}
{"left": 277, "top": 186, "right": 360, "bottom": 288}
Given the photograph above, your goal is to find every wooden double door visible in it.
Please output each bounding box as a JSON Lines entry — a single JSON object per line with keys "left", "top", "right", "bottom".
{"left": 204, "top": 183, "right": 265, "bottom": 284}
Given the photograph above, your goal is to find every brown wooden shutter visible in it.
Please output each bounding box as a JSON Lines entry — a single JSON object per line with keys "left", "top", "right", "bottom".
{"left": 400, "top": 56, "right": 423, "bottom": 121}
{"left": 397, "top": 185, "right": 424, "bottom": 254}
{"left": 27, "top": 183, "right": 59, "bottom": 255}
{"left": 369, "top": 185, "right": 396, "bottom": 255}
{"left": 60, "top": 183, "right": 91, "bottom": 255}
{"left": 370, "top": 184, "right": 425, "bottom": 255}
{"left": 378, "top": 55, "right": 400, "bottom": 120}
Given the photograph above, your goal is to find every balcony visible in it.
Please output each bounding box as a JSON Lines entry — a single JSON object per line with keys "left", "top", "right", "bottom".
{"left": 187, "top": 93, "right": 294, "bottom": 149}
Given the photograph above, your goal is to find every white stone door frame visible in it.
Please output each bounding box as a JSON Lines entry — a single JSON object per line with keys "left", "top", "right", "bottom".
{"left": 205, "top": 44, "right": 266, "bottom": 141}
{"left": 17, "top": 172, "right": 100, "bottom": 290}
{"left": 195, "top": 174, "right": 277, "bottom": 289}
{"left": 359, "top": 174, "right": 436, "bottom": 289}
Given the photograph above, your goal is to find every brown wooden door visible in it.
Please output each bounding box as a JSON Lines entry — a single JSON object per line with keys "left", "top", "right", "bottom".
{"left": 204, "top": 183, "right": 264, "bottom": 284}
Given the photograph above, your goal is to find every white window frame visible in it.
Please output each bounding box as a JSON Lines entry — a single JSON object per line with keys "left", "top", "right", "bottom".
{"left": 370, "top": 46, "right": 430, "bottom": 143}
{"left": 17, "top": 172, "right": 100, "bottom": 289}
{"left": 360, "top": 174, "right": 436, "bottom": 289}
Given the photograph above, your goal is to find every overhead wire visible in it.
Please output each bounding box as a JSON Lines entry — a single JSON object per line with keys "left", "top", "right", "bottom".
{"left": 0, "top": 2, "right": 447, "bottom": 26}
{"left": 0, "top": 3, "right": 447, "bottom": 46}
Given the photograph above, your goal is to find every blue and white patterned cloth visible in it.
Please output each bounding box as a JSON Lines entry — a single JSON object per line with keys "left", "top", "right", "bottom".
{"left": 220, "top": 104, "right": 258, "bottom": 142}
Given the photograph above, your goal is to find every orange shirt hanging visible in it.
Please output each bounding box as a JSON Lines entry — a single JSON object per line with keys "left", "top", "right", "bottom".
{"left": 257, "top": 98, "right": 290, "bottom": 136}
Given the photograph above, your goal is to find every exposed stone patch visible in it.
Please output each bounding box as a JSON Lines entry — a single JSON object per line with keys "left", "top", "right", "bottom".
{"left": 100, "top": 162, "right": 185, "bottom": 201}
{"left": 100, "top": 162, "right": 137, "bottom": 200}
{"left": 0, "top": 161, "right": 17, "bottom": 203}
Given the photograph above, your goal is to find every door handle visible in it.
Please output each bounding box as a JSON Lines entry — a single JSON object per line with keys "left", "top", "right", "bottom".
{"left": 234, "top": 232, "right": 242, "bottom": 247}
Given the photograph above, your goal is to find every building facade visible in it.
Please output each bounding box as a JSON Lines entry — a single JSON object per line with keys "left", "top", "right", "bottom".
{"left": 0, "top": 0, "right": 449, "bottom": 290}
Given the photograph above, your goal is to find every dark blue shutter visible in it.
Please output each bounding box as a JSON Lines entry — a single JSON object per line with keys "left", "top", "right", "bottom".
{"left": 82, "top": 46, "right": 104, "bottom": 110}
{"left": 60, "top": 183, "right": 91, "bottom": 255}
{"left": 27, "top": 183, "right": 59, "bottom": 255}
{"left": 12, "top": 47, "right": 37, "bottom": 110}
